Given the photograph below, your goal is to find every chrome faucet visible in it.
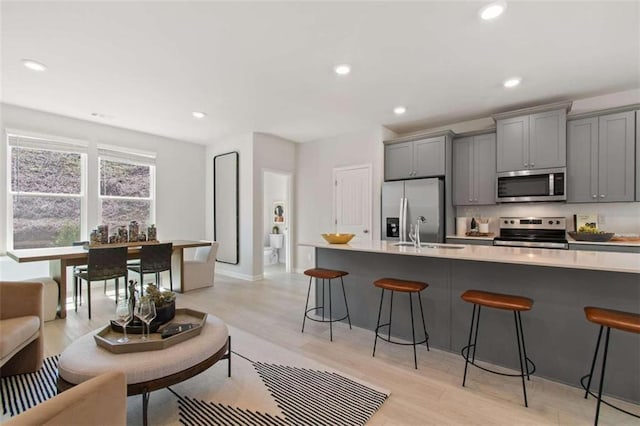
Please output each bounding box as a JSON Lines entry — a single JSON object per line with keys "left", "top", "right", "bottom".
{"left": 408, "top": 216, "right": 427, "bottom": 248}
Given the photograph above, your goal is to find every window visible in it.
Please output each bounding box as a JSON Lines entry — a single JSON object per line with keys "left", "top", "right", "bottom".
{"left": 7, "top": 132, "right": 87, "bottom": 249}
{"left": 98, "top": 145, "right": 156, "bottom": 233}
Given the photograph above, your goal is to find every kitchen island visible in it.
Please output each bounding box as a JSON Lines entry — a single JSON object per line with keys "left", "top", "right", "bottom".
{"left": 300, "top": 240, "right": 640, "bottom": 402}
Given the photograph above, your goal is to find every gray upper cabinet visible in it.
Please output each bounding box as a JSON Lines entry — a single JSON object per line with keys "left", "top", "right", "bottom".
{"left": 384, "top": 141, "right": 413, "bottom": 181}
{"left": 496, "top": 106, "right": 567, "bottom": 172}
{"left": 384, "top": 136, "right": 445, "bottom": 180}
{"left": 598, "top": 112, "right": 635, "bottom": 202}
{"left": 453, "top": 133, "right": 496, "bottom": 206}
{"left": 497, "top": 116, "right": 528, "bottom": 172}
{"left": 529, "top": 109, "right": 567, "bottom": 169}
{"left": 567, "top": 111, "right": 635, "bottom": 203}
{"left": 567, "top": 117, "right": 598, "bottom": 202}
{"left": 636, "top": 111, "right": 639, "bottom": 201}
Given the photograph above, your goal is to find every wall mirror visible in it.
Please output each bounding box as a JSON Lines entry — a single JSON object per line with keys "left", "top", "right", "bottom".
{"left": 214, "top": 151, "right": 239, "bottom": 264}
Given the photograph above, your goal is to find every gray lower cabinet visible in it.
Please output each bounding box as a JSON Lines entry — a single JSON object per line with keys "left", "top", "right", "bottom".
{"left": 567, "top": 111, "right": 635, "bottom": 202}
{"left": 496, "top": 108, "right": 566, "bottom": 172}
{"left": 446, "top": 237, "right": 494, "bottom": 246}
{"left": 636, "top": 110, "right": 639, "bottom": 201}
{"left": 453, "top": 133, "right": 496, "bottom": 205}
{"left": 385, "top": 136, "right": 445, "bottom": 180}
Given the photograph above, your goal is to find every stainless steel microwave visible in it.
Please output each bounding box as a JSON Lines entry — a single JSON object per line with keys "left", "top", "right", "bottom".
{"left": 496, "top": 168, "right": 566, "bottom": 203}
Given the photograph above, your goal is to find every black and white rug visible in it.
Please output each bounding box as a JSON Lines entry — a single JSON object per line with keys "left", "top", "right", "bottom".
{"left": 1, "top": 327, "right": 389, "bottom": 425}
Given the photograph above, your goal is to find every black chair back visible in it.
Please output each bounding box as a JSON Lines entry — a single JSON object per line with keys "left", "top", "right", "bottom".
{"left": 139, "top": 243, "right": 173, "bottom": 274}
{"left": 87, "top": 246, "right": 128, "bottom": 281}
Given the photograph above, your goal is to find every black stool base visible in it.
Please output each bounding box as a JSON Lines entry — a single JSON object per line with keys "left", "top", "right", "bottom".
{"left": 581, "top": 325, "right": 640, "bottom": 425}
{"left": 461, "top": 304, "right": 534, "bottom": 407}
{"left": 372, "top": 288, "right": 430, "bottom": 370}
{"left": 301, "top": 275, "right": 352, "bottom": 342}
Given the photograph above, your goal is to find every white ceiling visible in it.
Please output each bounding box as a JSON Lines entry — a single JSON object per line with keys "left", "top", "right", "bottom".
{"left": 1, "top": 1, "right": 638, "bottom": 145}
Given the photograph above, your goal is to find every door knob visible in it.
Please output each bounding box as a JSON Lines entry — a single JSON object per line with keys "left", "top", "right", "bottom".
{"left": 592, "top": 194, "right": 597, "bottom": 198}
{"left": 530, "top": 162, "right": 535, "bottom": 167}
{"left": 600, "top": 194, "right": 605, "bottom": 198}
{"left": 363, "top": 229, "right": 369, "bottom": 233}
{"left": 524, "top": 162, "right": 528, "bottom": 167}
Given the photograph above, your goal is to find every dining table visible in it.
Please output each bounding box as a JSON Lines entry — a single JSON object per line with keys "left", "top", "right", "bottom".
{"left": 6, "top": 240, "right": 211, "bottom": 319}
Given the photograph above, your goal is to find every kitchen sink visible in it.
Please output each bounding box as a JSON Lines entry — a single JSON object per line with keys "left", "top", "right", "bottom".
{"left": 421, "top": 243, "right": 465, "bottom": 249}
{"left": 392, "top": 242, "right": 465, "bottom": 249}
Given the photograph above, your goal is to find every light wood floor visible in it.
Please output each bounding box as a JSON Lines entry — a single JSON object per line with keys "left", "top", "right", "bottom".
{"left": 44, "top": 270, "right": 639, "bottom": 425}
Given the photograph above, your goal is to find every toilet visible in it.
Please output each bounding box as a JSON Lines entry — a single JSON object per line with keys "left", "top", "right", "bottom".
{"left": 264, "top": 234, "right": 284, "bottom": 265}
{"left": 263, "top": 247, "right": 278, "bottom": 265}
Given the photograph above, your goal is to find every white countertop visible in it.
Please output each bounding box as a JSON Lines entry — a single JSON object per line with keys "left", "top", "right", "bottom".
{"left": 300, "top": 240, "right": 640, "bottom": 274}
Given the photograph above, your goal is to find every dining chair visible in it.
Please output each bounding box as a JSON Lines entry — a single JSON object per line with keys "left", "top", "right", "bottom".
{"left": 74, "top": 246, "right": 128, "bottom": 319}
{"left": 127, "top": 243, "right": 173, "bottom": 291}
{"left": 72, "top": 241, "right": 108, "bottom": 306}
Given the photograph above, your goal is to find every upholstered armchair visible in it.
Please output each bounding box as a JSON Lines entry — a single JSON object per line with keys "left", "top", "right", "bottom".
{"left": 182, "top": 242, "right": 219, "bottom": 292}
{"left": 4, "top": 371, "right": 127, "bottom": 425}
{"left": 0, "top": 281, "right": 44, "bottom": 376}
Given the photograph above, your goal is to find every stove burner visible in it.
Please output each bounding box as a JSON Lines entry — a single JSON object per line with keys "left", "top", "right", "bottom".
{"left": 494, "top": 217, "right": 568, "bottom": 249}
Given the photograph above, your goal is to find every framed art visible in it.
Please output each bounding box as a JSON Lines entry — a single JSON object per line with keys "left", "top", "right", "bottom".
{"left": 273, "top": 201, "right": 285, "bottom": 225}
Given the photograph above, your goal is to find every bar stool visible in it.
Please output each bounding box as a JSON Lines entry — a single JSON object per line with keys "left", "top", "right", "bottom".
{"left": 461, "top": 290, "right": 536, "bottom": 407}
{"left": 581, "top": 306, "right": 640, "bottom": 425}
{"left": 372, "top": 278, "right": 429, "bottom": 369}
{"left": 301, "top": 268, "right": 352, "bottom": 341}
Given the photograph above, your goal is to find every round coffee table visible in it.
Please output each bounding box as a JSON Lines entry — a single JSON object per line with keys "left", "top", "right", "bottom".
{"left": 57, "top": 314, "right": 230, "bottom": 425}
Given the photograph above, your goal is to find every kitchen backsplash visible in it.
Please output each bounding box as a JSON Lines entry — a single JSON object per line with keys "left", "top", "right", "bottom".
{"left": 457, "top": 202, "right": 640, "bottom": 235}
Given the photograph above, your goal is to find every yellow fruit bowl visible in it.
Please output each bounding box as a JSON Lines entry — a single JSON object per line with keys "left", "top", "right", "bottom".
{"left": 321, "top": 233, "right": 355, "bottom": 244}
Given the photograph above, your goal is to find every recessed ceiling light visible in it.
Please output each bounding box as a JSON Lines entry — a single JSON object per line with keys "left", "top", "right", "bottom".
{"left": 503, "top": 77, "right": 522, "bottom": 88}
{"left": 479, "top": 1, "right": 507, "bottom": 21}
{"left": 393, "top": 106, "right": 407, "bottom": 115}
{"left": 334, "top": 64, "right": 351, "bottom": 76}
{"left": 22, "top": 59, "right": 47, "bottom": 72}
{"left": 192, "top": 111, "right": 207, "bottom": 119}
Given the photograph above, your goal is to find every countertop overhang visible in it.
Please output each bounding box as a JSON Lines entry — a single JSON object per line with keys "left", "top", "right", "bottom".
{"left": 300, "top": 240, "right": 640, "bottom": 274}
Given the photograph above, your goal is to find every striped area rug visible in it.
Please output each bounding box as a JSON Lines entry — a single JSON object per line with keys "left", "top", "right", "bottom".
{"left": 1, "top": 352, "right": 388, "bottom": 425}
{"left": 175, "top": 356, "right": 388, "bottom": 426}
{"left": 1, "top": 355, "right": 59, "bottom": 417}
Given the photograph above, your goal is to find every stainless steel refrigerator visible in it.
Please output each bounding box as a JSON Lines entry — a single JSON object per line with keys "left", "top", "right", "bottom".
{"left": 381, "top": 178, "right": 444, "bottom": 243}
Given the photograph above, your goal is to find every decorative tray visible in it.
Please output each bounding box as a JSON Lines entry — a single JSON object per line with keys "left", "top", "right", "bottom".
{"left": 567, "top": 231, "right": 615, "bottom": 242}
{"left": 94, "top": 308, "right": 207, "bottom": 354}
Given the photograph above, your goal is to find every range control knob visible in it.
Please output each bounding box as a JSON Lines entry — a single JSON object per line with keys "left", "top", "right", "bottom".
{"left": 504, "top": 220, "right": 508, "bottom": 224}
{"left": 556, "top": 220, "right": 561, "bottom": 225}
{"left": 510, "top": 220, "right": 515, "bottom": 224}
{"left": 549, "top": 220, "right": 553, "bottom": 225}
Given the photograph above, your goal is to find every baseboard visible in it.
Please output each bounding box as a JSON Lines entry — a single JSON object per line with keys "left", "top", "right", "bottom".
{"left": 216, "top": 269, "right": 263, "bottom": 281}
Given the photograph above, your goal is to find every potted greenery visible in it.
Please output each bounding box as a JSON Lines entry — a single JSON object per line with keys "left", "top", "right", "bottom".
{"left": 145, "top": 284, "right": 176, "bottom": 325}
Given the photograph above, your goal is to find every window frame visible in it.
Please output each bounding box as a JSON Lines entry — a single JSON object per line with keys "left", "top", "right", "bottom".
{"left": 6, "top": 130, "right": 88, "bottom": 251}
{"left": 97, "top": 149, "right": 156, "bottom": 232}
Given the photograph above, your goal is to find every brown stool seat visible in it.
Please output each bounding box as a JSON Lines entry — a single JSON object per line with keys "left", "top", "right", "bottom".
{"left": 461, "top": 290, "right": 533, "bottom": 311}
{"left": 374, "top": 278, "right": 428, "bottom": 293}
{"left": 304, "top": 268, "right": 348, "bottom": 280}
{"left": 584, "top": 307, "right": 640, "bottom": 334}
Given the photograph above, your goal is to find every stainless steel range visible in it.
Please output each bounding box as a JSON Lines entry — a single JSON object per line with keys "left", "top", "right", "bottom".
{"left": 493, "top": 217, "right": 568, "bottom": 249}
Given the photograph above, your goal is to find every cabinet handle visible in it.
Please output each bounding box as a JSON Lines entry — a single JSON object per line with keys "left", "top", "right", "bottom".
{"left": 600, "top": 194, "right": 605, "bottom": 198}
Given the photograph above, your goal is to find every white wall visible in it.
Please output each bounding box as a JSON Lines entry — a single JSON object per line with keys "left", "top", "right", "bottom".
{"left": 205, "top": 132, "right": 254, "bottom": 280}
{"left": 253, "top": 133, "right": 296, "bottom": 276}
{"left": 205, "top": 131, "right": 296, "bottom": 280}
{"left": 0, "top": 103, "right": 207, "bottom": 279}
{"left": 295, "top": 126, "right": 395, "bottom": 272}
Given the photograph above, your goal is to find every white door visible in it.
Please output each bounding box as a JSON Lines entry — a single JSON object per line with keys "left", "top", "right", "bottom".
{"left": 333, "top": 165, "right": 372, "bottom": 241}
